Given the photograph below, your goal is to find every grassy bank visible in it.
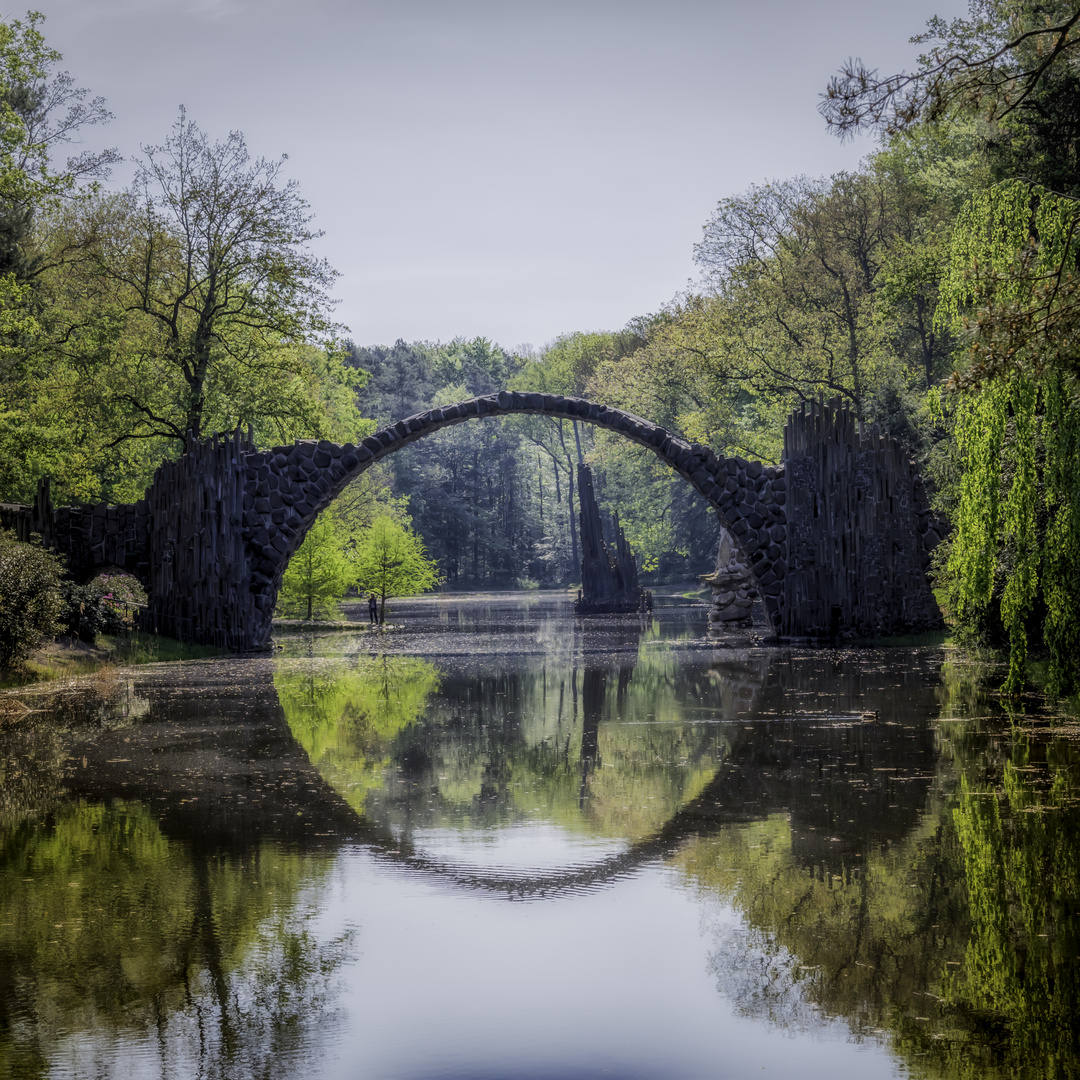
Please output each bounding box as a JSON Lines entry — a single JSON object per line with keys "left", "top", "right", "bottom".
{"left": 1, "top": 632, "right": 226, "bottom": 688}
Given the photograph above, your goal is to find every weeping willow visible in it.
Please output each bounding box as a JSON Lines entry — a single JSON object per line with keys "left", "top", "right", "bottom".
{"left": 940, "top": 181, "right": 1080, "bottom": 695}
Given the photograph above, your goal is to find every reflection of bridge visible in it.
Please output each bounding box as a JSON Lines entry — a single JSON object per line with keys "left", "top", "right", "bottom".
{"left": 5, "top": 393, "right": 942, "bottom": 647}
{"left": 62, "top": 659, "right": 938, "bottom": 899}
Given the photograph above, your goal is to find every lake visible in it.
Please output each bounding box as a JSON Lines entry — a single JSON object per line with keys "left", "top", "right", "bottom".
{"left": 1, "top": 592, "right": 1077, "bottom": 1080}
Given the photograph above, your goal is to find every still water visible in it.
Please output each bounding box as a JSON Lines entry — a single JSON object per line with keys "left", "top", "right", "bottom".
{"left": 1, "top": 593, "right": 1078, "bottom": 1080}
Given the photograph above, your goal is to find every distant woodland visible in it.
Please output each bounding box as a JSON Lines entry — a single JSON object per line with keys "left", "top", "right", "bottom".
{"left": 2, "top": 3, "right": 1080, "bottom": 691}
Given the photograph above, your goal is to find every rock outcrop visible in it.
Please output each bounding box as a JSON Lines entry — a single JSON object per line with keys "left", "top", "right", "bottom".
{"left": 701, "top": 526, "right": 756, "bottom": 626}
{"left": 575, "top": 463, "right": 646, "bottom": 614}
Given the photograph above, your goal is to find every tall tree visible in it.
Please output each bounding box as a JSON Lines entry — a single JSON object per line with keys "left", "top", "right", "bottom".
{"left": 78, "top": 109, "right": 341, "bottom": 445}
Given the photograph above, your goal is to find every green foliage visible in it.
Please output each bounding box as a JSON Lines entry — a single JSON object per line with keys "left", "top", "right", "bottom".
{"left": 353, "top": 514, "right": 440, "bottom": 622}
{"left": 0, "top": 17, "right": 365, "bottom": 508}
{"left": 939, "top": 180, "right": 1080, "bottom": 693}
{"left": 946, "top": 749, "right": 1080, "bottom": 1076}
{"left": 56, "top": 569, "right": 146, "bottom": 642}
{"left": 821, "top": 0, "right": 1080, "bottom": 141}
{"left": 0, "top": 529, "right": 62, "bottom": 668}
{"left": 278, "top": 513, "right": 356, "bottom": 621}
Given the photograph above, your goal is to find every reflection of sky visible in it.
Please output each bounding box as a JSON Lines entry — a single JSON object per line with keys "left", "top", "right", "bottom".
{"left": 330, "top": 853, "right": 903, "bottom": 1080}
{"left": 409, "top": 821, "right": 629, "bottom": 872}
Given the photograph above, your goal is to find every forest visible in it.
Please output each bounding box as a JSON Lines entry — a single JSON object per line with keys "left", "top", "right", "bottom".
{"left": 1, "top": 2, "right": 1079, "bottom": 692}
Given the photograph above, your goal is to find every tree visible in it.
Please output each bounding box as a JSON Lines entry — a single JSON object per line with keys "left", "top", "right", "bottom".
{"left": 936, "top": 182, "right": 1080, "bottom": 693}
{"left": 822, "top": 2, "right": 1080, "bottom": 692}
{"left": 820, "top": 0, "right": 1080, "bottom": 142}
{"left": 353, "top": 515, "right": 440, "bottom": 624}
{"left": 79, "top": 108, "right": 341, "bottom": 445}
{"left": 277, "top": 512, "right": 356, "bottom": 621}
{"left": 0, "top": 10, "right": 118, "bottom": 277}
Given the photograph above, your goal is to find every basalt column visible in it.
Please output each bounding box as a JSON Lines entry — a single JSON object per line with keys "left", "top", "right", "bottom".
{"left": 144, "top": 429, "right": 262, "bottom": 650}
{"left": 575, "top": 463, "right": 645, "bottom": 614}
{"left": 781, "top": 400, "right": 943, "bottom": 639}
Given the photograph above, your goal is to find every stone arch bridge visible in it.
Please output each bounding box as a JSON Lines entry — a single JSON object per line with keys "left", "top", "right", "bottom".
{"left": 1, "top": 392, "right": 943, "bottom": 648}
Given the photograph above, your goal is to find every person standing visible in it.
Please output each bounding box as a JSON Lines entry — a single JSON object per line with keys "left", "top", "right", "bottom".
{"left": 368, "top": 593, "right": 378, "bottom": 625}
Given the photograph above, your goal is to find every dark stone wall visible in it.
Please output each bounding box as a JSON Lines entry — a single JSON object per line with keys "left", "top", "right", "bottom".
{"left": 780, "top": 400, "right": 943, "bottom": 639}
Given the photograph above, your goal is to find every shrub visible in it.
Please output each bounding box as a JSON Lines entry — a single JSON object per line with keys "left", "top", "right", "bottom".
{"left": 0, "top": 530, "right": 64, "bottom": 669}
{"left": 59, "top": 571, "right": 147, "bottom": 642}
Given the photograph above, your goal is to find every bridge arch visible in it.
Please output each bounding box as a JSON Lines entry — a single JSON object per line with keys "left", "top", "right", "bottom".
{"left": 237, "top": 392, "right": 788, "bottom": 645}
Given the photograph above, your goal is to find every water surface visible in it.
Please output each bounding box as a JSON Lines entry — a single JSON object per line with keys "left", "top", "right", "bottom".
{"left": 1, "top": 593, "right": 1077, "bottom": 1079}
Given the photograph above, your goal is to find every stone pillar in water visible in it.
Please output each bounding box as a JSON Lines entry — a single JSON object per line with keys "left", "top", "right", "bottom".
{"left": 575, "top": 463, "right": 646, "bottom": 614}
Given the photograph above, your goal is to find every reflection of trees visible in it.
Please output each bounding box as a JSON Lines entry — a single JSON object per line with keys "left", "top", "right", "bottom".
{"left": 275, "top": 654, "right": 441, "bottom": 813}
{"left": 674, "top": 667, "right": 1080, "bottom": 1080}
{"left": 0, "top": 800, "right": 351, "bottom": 1079}
{"left": 364, "top": 648, "right": 734, "bottom": 844}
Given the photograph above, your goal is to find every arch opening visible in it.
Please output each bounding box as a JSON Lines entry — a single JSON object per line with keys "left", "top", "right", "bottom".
{"left": 248, "top": 392, "right": 786, "bottom": 646}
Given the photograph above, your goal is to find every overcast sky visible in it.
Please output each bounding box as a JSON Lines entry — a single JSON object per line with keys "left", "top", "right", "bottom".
{"left": 27, "top": 0, "right": 967, "bottom": 350}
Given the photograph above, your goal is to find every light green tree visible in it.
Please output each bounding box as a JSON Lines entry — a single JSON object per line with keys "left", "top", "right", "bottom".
{"left": 277, "top": 513, "right": 355, "bottom": 621}
{"left": 353, "top": 514, "right": 440, "bottom": 624}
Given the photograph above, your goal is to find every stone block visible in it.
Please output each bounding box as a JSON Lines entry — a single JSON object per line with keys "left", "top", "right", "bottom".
{"left": 255, "top": 497, "right": 272, "bottom": 514}
{"left": 712, "top": 603, "right": 751, "bottom": 621}
{"left": 313, "top": 449, "right": 332, "bottom": 468}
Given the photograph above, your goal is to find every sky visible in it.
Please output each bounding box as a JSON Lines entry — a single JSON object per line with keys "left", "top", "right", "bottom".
{"left": 26, "top": 0, "right": 968, "bottom": 351}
